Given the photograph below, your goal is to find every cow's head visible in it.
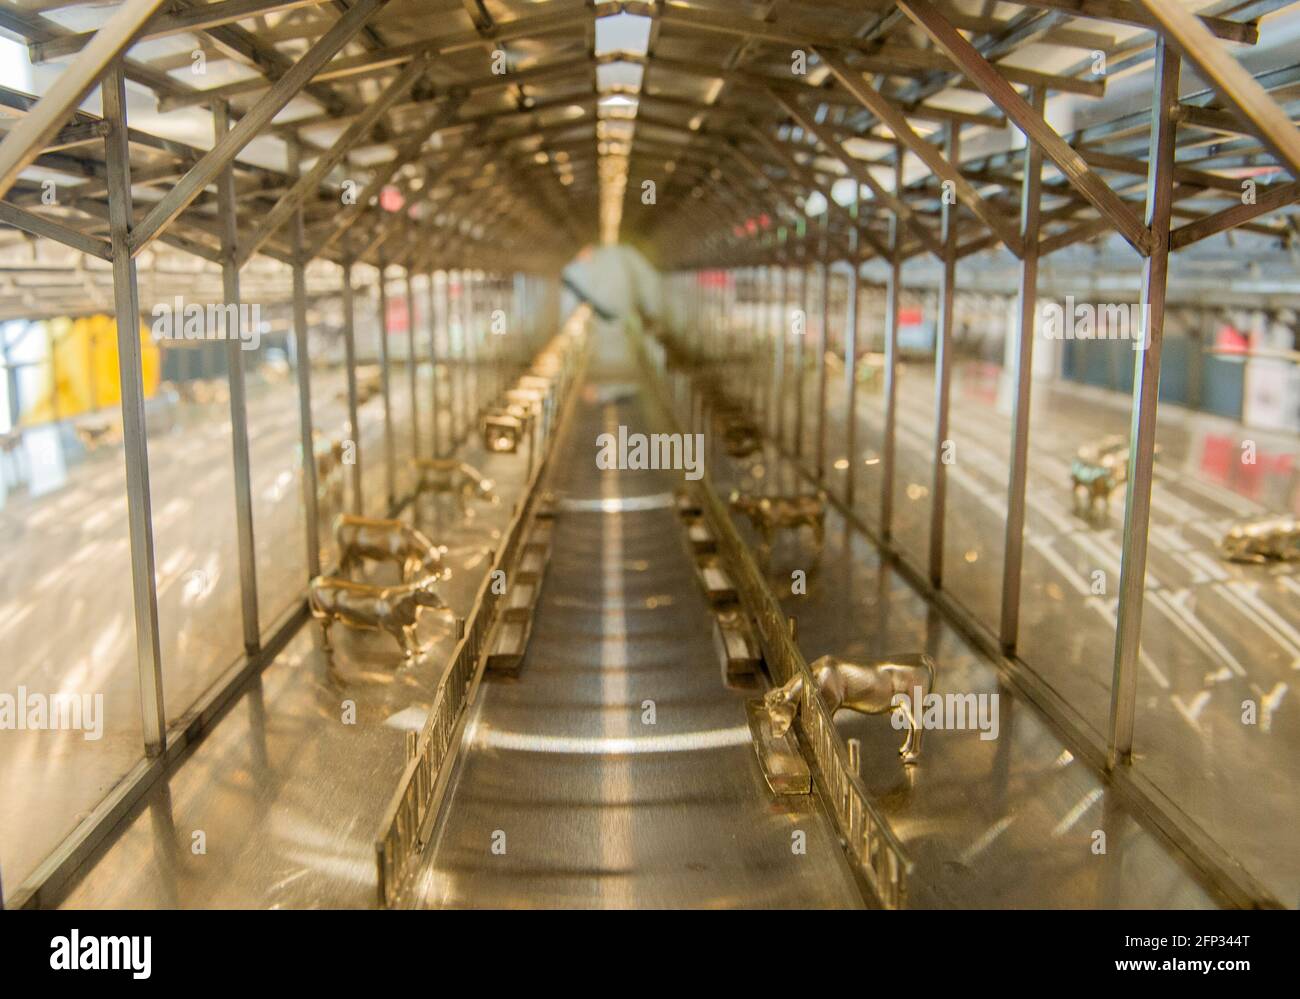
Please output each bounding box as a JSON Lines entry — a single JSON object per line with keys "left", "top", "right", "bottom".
{"left": 417, "top": 542, "right": 451, "bottom": 580}
{"left": 410, "top": 575, "right": 448, "bottom": 610}
{"left": 763, "top": 684, "right": 799, "bottom": 738}
{"left": 729, "top": 491, "right": 761, "bottom": 517}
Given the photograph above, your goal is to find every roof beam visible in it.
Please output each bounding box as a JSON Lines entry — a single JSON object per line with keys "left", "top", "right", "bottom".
{"left": 818, "top": 48, "right": 1024, "bottom": 257}
{"left": 0, "top": 0, "right": 167, "bottom": 199}
{"left": 898, "top": 0, "right": 1152, "bottom": 255}
{"left": 769, "top": 87, "right": 943, "bottom": 257}
{"left": 238, "top": 51, "right": 434, "bottom": 266}
{"left": 1130, "top": 0, "right": 1300, "bottom": 178}
{"left": 1169, "top": 179, "right": 1300, "bottom": 249}
{"left": 1004, "top": 0, "right": 1258, "bottom": 45}
{"left": 129, "top": 0, "right": 390, "bottom": 257}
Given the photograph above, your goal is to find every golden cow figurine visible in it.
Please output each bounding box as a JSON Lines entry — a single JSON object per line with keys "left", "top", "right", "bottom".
{"left": 313, "top": 435, "right": 346, "bottom": 508}
{"left": 722, "top": 417, "right": 763, "bottom": 458}
{"left": 764, "top": 653, "right": 937, "bottom": 764}
{"left": 308, "top": 572, "right": 448, "bottom": 659}
{"left": 75, "top": 419, "right": 120, "bottom": 450}
{"left": 1070, "top": 434, "right": 1130, "bottom": 516}
{"left": 729, "top": 490, "right": 827, "bottom": 553}
{"left": 412, "top": 458, "right": 499, "bottom": 514}
{"left": 334, "top": 513, "right": 449, "bottom": 581}
{"left": 1220, "top": 515, "right": 1300, "bottom": 563}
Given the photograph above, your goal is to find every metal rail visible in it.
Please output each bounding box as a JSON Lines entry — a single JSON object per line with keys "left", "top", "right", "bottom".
{"left": 373, "top": 316, "right": 588, "bottom": 909}
{"left": 634, "top": 327, "right": 913, "bottom": 910}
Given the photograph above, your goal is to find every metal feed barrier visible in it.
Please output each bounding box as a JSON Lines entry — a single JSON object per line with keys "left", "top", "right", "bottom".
{"left": 635, "top": 325, "right": 914, "bottom": 909}
{"left": 374, "top": 314, "right": 589, "bottom": 908}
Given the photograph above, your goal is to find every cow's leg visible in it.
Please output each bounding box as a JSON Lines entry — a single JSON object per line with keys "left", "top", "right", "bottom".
{"left": 388, "top": 623, "right": 416, "bottom": 659}
{"left": 895, "top": 696, "right": 920, "bottom": 762}
{"left": 319, "top": 618, "right": 333, "bottom": 651}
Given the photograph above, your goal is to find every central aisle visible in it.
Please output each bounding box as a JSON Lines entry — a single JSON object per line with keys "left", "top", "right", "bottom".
{"left": 413, "top": 323, "right": 862, "bottom": 908}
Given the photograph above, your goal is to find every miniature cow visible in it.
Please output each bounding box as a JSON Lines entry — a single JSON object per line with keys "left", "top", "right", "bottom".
{"left": 1220, "top": 515, "right": 1300, "bottom": 563}
{"left": 313, "top": 436, "right": 346, "bottom": 506}
{"left": 1070, "top": 435, "right": 1129, "bottom": 515}
{"left": 308, "top": 573, "right": 448, "bottom": 659}
{"left": 723, "top": 418, "right": 763, "bottom": 459}
{"left": 334, "top": 514, "right": 449, "bottom": 581}
{"left": 412, "top": 458, "right": 498, "bottom": 513}
{"left": 75, "top": 420, "right": 119, "bottom": 450}
{"left": 1070, "top": 456, "right": 1125, "bottom": 514}
{"left": 764, "top": 653, "right": 937, "bottom": 763}
{"left": 729, "top": 490, "right": 827, "bottom": 552}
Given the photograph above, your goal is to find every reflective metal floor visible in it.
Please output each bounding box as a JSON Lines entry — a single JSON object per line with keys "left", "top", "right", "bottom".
{"left": 766, "top": 359, "right": 1298, "bottom": 904}
{"left": 39, "top": 327, "right": 1250, "bottom": 908}
{"left": 674, "top": 365, "right": 1221, "bottom": 908}
{"left": 0, "top": 362, "right": 482, "bottom": 895}
{"left": 409, "top": 326, "right": 863, "bottom": 908}
{"left": 51, "top": 395, "right": 522, "bottom": 910}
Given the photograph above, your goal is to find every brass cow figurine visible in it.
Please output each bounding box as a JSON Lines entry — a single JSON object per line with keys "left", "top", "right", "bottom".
{"left": 765, "top": 653, "right": 937, "bottom": 764}
{"left": 313, "top": 436, "right": 346, "bottom": 509}
{"left": 723, "top": 418, "right": 763, "bottom": 458}
{"left": 729, "top": 490, "right": 827, "bottom": 552}
{"left": 1220, "top": 515, "right": 1300, "bottom": 563}
{"left": 308, "top": 573, "right": 448, "bottom": 659}
{"left": 412, "top": 458, "right": 499, "bottom": 514}
{"left": 1070, "top": 435, "right": 1129, "bottom": 515}
{"left": 334, "top": 514, "right": 449, "bottom": 581}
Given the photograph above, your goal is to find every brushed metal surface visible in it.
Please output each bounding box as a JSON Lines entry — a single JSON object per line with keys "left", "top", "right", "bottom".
{"left": 776, "top": 358, "right": 1299, "bottom": 904}
{"left": 690, "top": 371, "right": 1220, "bottom": 909}
{"left": 411, "top": 327, "right": 864, "bottom": 908}
{"left": 51, "top": 428, "right": 535, "bottom": 909}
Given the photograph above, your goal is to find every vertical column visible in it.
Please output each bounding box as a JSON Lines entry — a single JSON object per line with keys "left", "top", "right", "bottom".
{"left": 214, "top": 99, "right": 259, "bottom": 652}
{"left": 999, "top": 89, "right": 1045, "bottom": 649}
{"left": 815, "top": 231, "right": 831, "bottom": 480}
{"left": 843, "top": 219, "right": 861, "bottom": 508}
{"left": 757, "top": 264, "right": 771, "bottom": 420}
{"left": 427, "top": 270, "right": 441, "bottom": 458}
{"left": 773, "top": 260, "right": 788, "bottom": 445}
{"left": 376, "top": 256, "right": 396, "bottom": 509}
{"left": 880, "top": 156, "right": 904, "bottom": 541}
{"left": 444, "top": 268, "right": 459, "bottom": 449}
{"left": 341, "top": 261, "right": 363, "bottom": 514}
{"left": 1108, "top": 42, "right": 1179, "bottom": 769}
{"left": 405, "top": 268, "right": 419, "bottom": 463}
{"left": 493, "top": 273, "right": 505, "bottom": 402}
{"left": 464, "top": 270, "right": 477, "bottom": 434}
{"left": 929, "top": 123, "right": 960, "bottom": 588}
{"left": 288, "top": 139, "right": 320, "bottom": 579}
{"left": 793, "top": 252, "right": 809, "bottom": 457}
{"left": 104, "top": 61, "right": 165, "bottom": 755}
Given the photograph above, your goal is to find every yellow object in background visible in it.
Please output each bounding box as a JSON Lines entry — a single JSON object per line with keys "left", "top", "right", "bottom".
{"left": 21, "top": 314, "right": 160, "bottom": 425}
